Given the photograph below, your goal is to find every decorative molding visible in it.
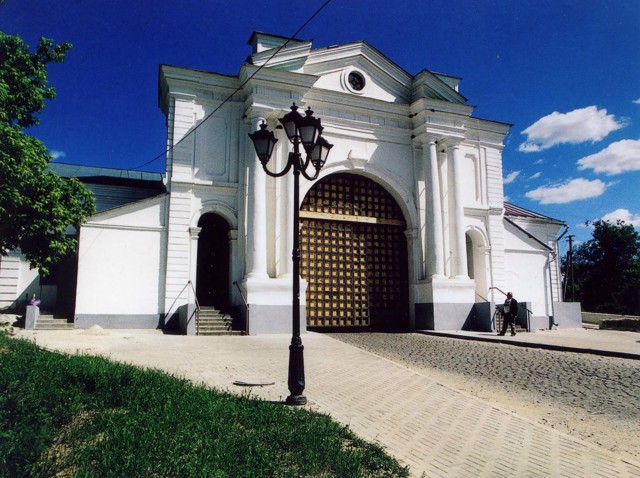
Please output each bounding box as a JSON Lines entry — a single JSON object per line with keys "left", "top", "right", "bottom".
{"left": 189, "top": 227, "right": 202, "bottom": 239}
{"left": 347, "top": 149, "right": 368, "bottom": 169}
{"left": 83, "top": 223, "right": 164, "bottom": 232}
{"left": 306, "top": 41, "right": 412, "bottom": 92}
{"left": 194, "top": 200, "right": 238, "bottom": 229}
{"left": 340, "top": 68, "right": 369, "bottom": 95}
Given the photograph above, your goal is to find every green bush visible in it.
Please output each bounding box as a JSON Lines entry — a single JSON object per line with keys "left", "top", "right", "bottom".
{"left": 0, "top": 332, "right": 408, "bottom": 477}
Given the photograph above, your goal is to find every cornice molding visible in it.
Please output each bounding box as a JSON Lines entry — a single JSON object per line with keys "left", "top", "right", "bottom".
{"left": 412, "top": 69, "right": 467, "bottom": 104}
{"left": 304, "top": 89, "right": 410, "bottom": 122}
{"left": 160, "top": 65, "right": 239, "bottom": 91}
{"left": 307, "top": 42, "right": 413, "bottom": 87}
{"left": 411, "top": 97, "right": 475, "bottom": 117}
{"left": 249, "top": 41, "right": 312, "bottom": 71}
{"left": 239, "top": 64, "right": 318, "bottom": 91}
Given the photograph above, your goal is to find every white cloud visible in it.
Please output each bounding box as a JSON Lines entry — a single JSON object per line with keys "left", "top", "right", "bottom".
{"left": 519, "top": 142, "right": 542, "bottom": 153}
{"left": 519, "top": 106, "right": 624, "bottom": 152}
{"left": 534, "top": 158, "right": 545, "bottom": 165}
{"left": 529, "top": 172, "right": 541, "bottom": 180}
{"left": 503, "top": 171, "right": 520, "bottom": 184}
{"left": 633, "top": 98, "right": 640, "bottom": 105}
{"left": 577, "top": 139, "right": 640, "bottom": 175}
{"left": 50, "top": 150, "right": 67, "bottom": 160}
{"left": 525, "top": 178, "right": 607, "bottom": 204}
{"left": 601, "top": 208, "right": 640, "bottom": 227}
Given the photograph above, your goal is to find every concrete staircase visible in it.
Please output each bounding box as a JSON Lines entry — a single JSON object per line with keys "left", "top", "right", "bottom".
{"left": 36, "top": 313, "right": 74, "bottom": 330}
{"left": 196, "top": 307, "right": 242, "bottom": 336}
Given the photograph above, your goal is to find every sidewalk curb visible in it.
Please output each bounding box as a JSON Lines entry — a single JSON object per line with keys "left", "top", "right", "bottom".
{"left": 416, "top": 330, "right": 640, "bottom": 361}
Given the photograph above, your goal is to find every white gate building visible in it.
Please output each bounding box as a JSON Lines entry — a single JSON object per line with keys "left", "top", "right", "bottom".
{"left": 1, "top": 32, "right": 580, "bottom": 333}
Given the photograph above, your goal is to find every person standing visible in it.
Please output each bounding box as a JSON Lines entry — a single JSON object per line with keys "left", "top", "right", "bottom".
{"left": 498, "top": 292, "right": 518, "bottom": 336}
{"left": 29, "top": 293, "right": 41, "bottom": 307}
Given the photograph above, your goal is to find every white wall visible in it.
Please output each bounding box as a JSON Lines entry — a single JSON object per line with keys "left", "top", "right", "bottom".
{"left": 503, "top": 219, "right": 562, "bottom": 319}
{"left": 75, "top": 196, "right": 166, "bottom": 318}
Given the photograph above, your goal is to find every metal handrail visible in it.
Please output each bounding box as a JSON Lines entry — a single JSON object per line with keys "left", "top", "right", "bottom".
{"left": 188, "top": 280, "right": 200, "bottom": 333}
{"left": 163, "top": 281, "right": 191, "bottom": 323}
{"left": 234, "top": 281, "right": 249, "bottom": 335}
{"left": 490, "top": 287, "right": 532, "bottom": 332}
{"left": 163, "top": 280, "right": 200, "bottom": 330}
{"left": 492, "top": 305, "right": 503, "bottom": 332}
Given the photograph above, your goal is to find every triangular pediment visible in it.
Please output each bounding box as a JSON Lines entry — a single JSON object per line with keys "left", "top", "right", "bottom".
{"left": 302, "top": 41, "right": 414, "bottom": 103}
{"left": 246, "top": 33, "right": 466, "bottom": 106}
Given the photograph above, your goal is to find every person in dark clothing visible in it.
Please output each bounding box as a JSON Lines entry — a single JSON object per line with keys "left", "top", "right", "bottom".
{"left": 498, "top": 292, "right": 518, "bottom": 336}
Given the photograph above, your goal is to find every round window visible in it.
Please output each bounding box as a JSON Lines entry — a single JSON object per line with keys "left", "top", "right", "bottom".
{"left": 347, "top": 71, "right": 366, "bottom": 91}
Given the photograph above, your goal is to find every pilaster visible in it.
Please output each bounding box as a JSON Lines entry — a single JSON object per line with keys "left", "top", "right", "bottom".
{"left": 246, "top": 115, "right": 269, "bottom": 279}
{"left": 445, "top": 139, "right": 468, "bottom": 279}
{"left": 423, "top": 137, "right": 445, "bottom": 279}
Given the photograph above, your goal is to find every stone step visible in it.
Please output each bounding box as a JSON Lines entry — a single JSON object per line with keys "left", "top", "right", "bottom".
{"left": 198, "top": 309, "right": 227, "bottom": 317}
{"left": 198, "top": 328, "right": 235, "bottom": 335}
{"left": 196, "top": 330, "right": 243, "bottom": 336}
{"left": 196, "top": 308, "right": 240, "bottom": 336}
{"left": 198, "top": 322, "right": 232, "bottom": 329}
{"left": 198, "top": 317, "right": 232, "bottom": 325}
{"left": 198, "top": 320, "right": 232, "bottom": 327}
{"left": 198, "top": 314, "right": 229, "bottom": 321}
{"left": 198, "top": 326, "right": 233, "bottom": 332}
{"left": 36, "top": 316, "right": 74, "bottom": 330}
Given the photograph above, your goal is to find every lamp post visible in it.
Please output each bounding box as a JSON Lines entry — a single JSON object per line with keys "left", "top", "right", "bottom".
{"left": 249, "top": 103, "right": 333, "bottom": 406}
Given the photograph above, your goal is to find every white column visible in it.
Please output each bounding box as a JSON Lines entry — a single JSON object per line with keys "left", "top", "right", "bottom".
{"left": 228, "top": 229, "right": 239, "bottom": 304}
{"left": 425, "top": 139, "right": 445, "bottom": 278}
{"left": 246, "top": 116, "right": 269, "bottom": 279}
{"left": 405, "top": 228, "right": 420, "bottom": 284}
{"left": 449, "top": 141, "right": 468, "bottom": 279}
{"left": 281, "top": 130, "right": 294, "bottom": 278}
{"left": 188, "top": 226, "right": 201, "bottom": 302}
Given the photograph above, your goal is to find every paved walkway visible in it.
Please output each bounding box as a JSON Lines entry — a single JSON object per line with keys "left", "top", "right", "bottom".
{"left": 10, "top": 325, "right": 640, "bottom": 478}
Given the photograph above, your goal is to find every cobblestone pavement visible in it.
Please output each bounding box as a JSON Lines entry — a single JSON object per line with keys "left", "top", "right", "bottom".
{"left": 327, "top": 332, "right": 640, "bottom": 460}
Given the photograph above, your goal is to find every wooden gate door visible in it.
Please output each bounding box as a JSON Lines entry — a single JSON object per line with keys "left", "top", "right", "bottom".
{"left": 300, "top": 173, "right": 409, "bottom": 330}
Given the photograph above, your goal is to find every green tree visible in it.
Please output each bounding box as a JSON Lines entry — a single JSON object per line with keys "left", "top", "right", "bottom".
{"left": 0, "top": 31, "right": 95, "bottom": 275}
{"left": 564, "top": 220, "right": 640, "bottom": 315}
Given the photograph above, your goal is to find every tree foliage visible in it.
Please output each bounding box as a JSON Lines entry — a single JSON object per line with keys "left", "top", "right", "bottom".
{"left": 0, "top": 31, "right": 95, "bottom": 274}
{"left": 564, "top": 220, "right": 640, "bottom": 315}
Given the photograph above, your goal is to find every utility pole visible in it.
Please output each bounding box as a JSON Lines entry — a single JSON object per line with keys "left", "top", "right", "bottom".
{"left": 567, "top": 235, "right": 575, "bottom": 302}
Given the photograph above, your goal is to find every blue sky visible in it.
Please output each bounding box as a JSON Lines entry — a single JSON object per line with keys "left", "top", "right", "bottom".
{"left": 2, "top": 0, "right": 639, "bottom": 251}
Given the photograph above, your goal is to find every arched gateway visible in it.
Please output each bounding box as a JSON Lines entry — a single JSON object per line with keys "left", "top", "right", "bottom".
{"left": 300, "top": 173, "right": 409, "bottom": 330}
{"left": 196, "top": 213, "right": 230, "bottom": 311}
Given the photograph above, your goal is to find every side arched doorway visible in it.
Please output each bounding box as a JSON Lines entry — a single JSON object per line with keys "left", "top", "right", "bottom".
{"left": 300, "top": 173, "right": 409, "bottom": 331}
{"left": 196, "top": 213, "right": 230, "bottom": 311}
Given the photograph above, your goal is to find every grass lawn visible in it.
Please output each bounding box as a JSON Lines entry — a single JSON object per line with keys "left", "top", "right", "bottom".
{"left": 0, "top": 329, "right": 409, "bottom": 477}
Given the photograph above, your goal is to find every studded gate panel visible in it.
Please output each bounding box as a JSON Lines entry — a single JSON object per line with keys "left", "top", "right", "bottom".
{"left": 300, "top": 174, "right": 409, "bottom": 329}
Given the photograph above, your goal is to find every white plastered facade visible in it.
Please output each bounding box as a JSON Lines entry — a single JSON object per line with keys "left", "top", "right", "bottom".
{"left": 150, "top": 32, "right": 568, "bottom": 333}
{"left": 2, "top": 32, "right": 574, "bottom": 332}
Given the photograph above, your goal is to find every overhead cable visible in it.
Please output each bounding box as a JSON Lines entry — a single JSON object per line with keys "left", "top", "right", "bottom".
{"left": 129, "top": 0, "right": 333, "bottom": 171}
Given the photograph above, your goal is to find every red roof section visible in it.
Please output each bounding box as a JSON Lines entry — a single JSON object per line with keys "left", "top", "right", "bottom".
{"left": 504, "top": 202, "right": 563, "bottom": 223}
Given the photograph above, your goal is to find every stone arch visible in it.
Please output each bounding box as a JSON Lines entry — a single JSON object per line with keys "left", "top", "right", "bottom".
{"left": 311, "top": 163, "right": 419, "bottom": 232}
{"left": 195, "top": 213, "right": 232, "bottom": 310}
{"left": 191, "top": 200, "right": 238, "bottom": 229}
{"left": 466, "top": 226, "right": 490, "bottom": 302}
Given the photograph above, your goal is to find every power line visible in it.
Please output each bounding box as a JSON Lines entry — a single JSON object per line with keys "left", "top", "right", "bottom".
{"left": 130, "top": 0, "right": 333, "bottom": 171}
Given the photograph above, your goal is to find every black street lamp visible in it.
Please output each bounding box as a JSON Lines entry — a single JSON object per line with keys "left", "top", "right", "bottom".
{"left": 249, "top": 103, "right": 333, "bottom": 405}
